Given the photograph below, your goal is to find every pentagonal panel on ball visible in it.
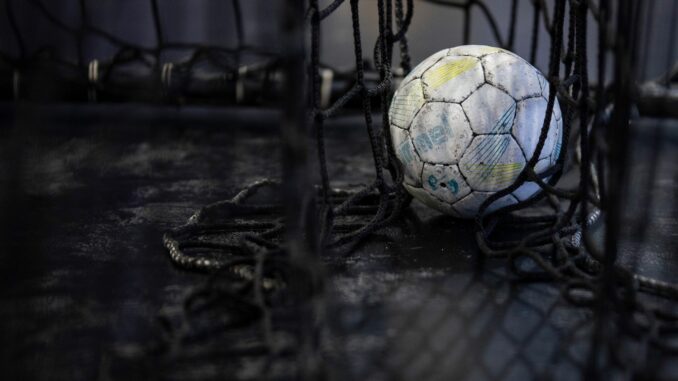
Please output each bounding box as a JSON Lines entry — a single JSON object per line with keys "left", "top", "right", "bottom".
{"left": 534, "top": 155, "right": 554, "bottom": 174}
{"left": 390, "top": 126, "right": 424, "bottom": 187}
{"left": 402, "top": 48, "right": 450, "bottom": 85}
{"left": 422, "top": 56, "right": 484, "bottom": 103}
{"left": 513, "top": 97, "right": 560, "bottom": 162}
{"left": 409, "top": 102, "right": 473, "bottom": 165}
{"left": 538, "top": 72, "right": 549, "bottom": 96}
{"left": 540, "top": 80, "right": 563, "bottom": 124}
{"left": 547, "top": 116, "right": 563, "bottom": 163}
{"left": 544, "top": 113, "right": 562, "bottom": 162}
{"left": 512, "top": 181, "right": 541, "bottom": 202}
{"left": 448, "top": 45, "right": 506, "bottom": 58}
{"left": 452, "top": 191, "right": 518, "bottom": 218}
{"left": 389, "top": 79, "right": 426, "bottom": 130}
{"left": 459, "top": 134, "right": 525, "bottom": 192}
{"left": 404, "top": 183, "right": 459, "bottom": 217}
{"left": 512, "top": 155, "right": 559, "bottom": 201}
{"left": 483, "top": 52, "right": 543, "bottom": 100}
{"left": 421, "top": 163, "right": 472, "bottom": 204}
{"left": 461, "top": 84, "right": 516, "bottom": 134}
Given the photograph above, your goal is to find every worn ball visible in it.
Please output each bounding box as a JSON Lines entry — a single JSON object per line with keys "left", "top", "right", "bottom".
{"left": 389, "top": 45, "right": 562, "bottom": 218}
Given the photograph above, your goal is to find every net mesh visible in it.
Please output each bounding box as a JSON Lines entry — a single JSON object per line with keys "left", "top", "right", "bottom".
{"left": 1, "top": 0, "right": 281, "bottom": 104}
{"left": 3, "top": 0, "right": 678, "bottom": 380}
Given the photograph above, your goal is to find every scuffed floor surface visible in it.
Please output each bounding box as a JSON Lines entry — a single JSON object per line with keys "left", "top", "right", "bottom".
{"left": 0, "top": 104, "right": 676, "bottom": 380}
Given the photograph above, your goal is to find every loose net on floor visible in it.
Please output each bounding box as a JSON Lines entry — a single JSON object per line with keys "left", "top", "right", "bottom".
{"left": 161, "top": 1, "right": 678, "bottom": 379}
{"left": 3, "top": 0, "right": 678, "bottom": 380}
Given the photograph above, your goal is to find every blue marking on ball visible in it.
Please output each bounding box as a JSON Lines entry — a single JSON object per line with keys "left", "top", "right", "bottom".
{"left": 428, "top": 175, "right": 438, "bottom": 190}
{"left": 428, "top": 175, "right": 459, "bottom": 195}
{"left": 447, "top": 179, "right": 459, "bottom": 194}
{"left": 398, "top": 141, "right": 414, "bottom": 164}
{"left": 412, "top": 113, "right": 453, "bottom": 154}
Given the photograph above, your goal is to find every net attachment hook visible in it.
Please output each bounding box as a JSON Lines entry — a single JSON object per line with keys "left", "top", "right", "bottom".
{"left": 236, "top": 66, "right": 247, "bottom": 104}
{"left": 320, "top": 68, "right": 334, "bottom": 108}
{"left": 12, "top": 70, "right": 20, "bottom": 101}
{"left": 161, "top": 62, "right": 174, "bottom": 99}
{"left": 88, "top": 60, "right": 99, "bottom": 102}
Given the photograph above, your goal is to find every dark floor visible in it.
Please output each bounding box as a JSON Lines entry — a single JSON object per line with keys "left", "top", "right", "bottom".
{"left": 0, "top": 104, "right": 676, "bottom": 380}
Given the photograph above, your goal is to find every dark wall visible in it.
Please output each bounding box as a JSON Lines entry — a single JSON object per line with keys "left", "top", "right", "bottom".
{"left": 1, "top": 0, "right": 676, "bottom": 80}
{"left": 320, "top": 0, "right": 677, "bottom": 80}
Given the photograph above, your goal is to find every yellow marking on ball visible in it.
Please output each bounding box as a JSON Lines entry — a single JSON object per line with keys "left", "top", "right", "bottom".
{"left": 463, "top": 162, "right": 524, "bottom": 184}
{"left": 425, "top": 57, "right": 478, "bottom": 89}
{"left": 390, "top": 83, "right": 425, "bottom": 126}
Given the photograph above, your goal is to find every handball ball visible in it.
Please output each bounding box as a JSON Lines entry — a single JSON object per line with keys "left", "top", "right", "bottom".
{"left": 389, "top": 45, "right": 562, "bottom": 218}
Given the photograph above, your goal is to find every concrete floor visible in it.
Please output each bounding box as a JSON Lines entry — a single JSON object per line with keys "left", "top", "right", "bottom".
{"left": 0, "top": 104, "right": 676, "bottom": 380}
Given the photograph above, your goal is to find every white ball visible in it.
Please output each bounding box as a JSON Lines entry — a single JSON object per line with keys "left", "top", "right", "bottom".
{"left": 389, "top": 45, "right": 563, "bottom": 218}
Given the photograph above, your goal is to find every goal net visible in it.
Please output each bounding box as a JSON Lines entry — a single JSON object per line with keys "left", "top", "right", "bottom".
{"left": 3, "top": 0, "right": 677, "bottom": 380}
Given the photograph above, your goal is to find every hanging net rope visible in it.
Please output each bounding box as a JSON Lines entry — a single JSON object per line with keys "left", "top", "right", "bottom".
{"left": 159, "top": 0, "right": 678, "bottom": 379}
{"left": 3, "top": 0, "right": 678, "bottom": 379}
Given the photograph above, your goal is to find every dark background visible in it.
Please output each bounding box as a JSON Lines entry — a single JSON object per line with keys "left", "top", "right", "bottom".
{"left": 1, "top": 1, "right": 677, "bottom": 380}
{"left": 1, "top": 0, "right": 676, "bottom": 79}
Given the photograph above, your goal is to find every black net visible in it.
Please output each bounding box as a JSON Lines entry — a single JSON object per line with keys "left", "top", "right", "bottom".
{"left": 3, "top": 0, "right": 678, "bottom": 380}
{"left": 1, "top": 0, "right": 282, "bottom": 105}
